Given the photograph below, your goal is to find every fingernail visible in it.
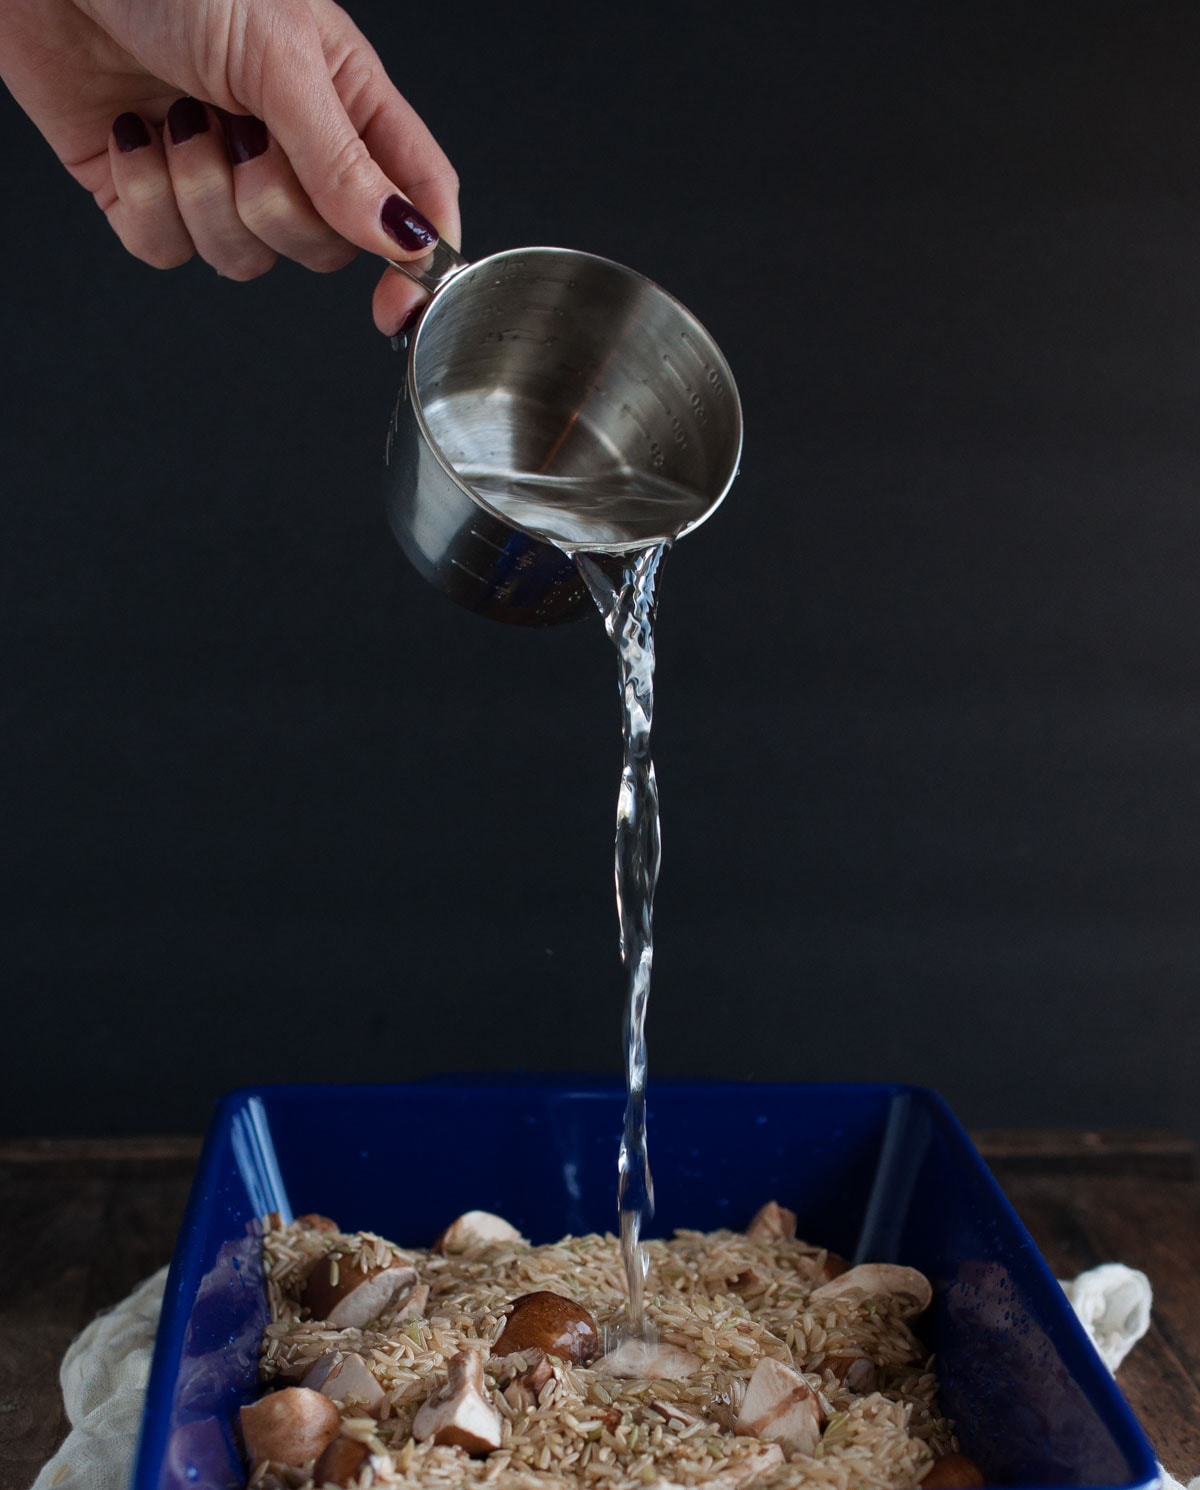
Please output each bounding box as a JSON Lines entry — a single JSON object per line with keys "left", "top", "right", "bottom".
{"left": 225, "top": 114, "right": 269, "bottom": 165}
{"left": 167, "top": 96, "right": 209, "bottom": 146}
{"left": 381, "top": 195, "right": 438, "bottom": 253}
{"left": 113, "top": 113, "right": 151, "bottom": 153}
{"left": 389, "top": 304, "right": 425, "bottom": 348}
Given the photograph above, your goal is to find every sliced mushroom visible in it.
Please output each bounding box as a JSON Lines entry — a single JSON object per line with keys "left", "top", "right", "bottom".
{"left": 312, "top": 1434, "right": 370, "bottom": 1487}
{"left": 392, "top": 1283, "right": 430, "bottom": 1323}
{"left": 300, "top": 1352, "right": 385, "bottom": 1416}
{"left": 715, "top": 1442, "right": 786, "bottom": 1486}
{"left": 922, "top": 1453, "right": 986, "bottom": 1488}
{"left": 745, "top": 1202, "right": 797, "bottom": 1241}
{"left": 500, "top": 1348, "right": 555, "bottom": 1411}
{"left": 821, "top": 1353, "right": 877, "bottom": 1394}
{"left": 494, "top": 1292, "right": 599, "bottom": 1365}
{"left": 734, "top": 1357, "right": 823, "bottom": 1459}
{"left": 412, "top": 1350, "right": 503, "bottom": 1455}
{"left": 433, "top": 1210, "right": 525, "bottom": 1254}
{"left": 810, "top": 1263, "right": 932, "bottom": 1320}
{"left": 649, "top": 1399, "right": 700, "bottom": 1427}
{"left": 239, "top": 1386, "right": 341, "bottom": 1468}
{"left": 304, "top": 1254, "right": 419, "bottom": 1328}
{"left": 595, "top": 1339, "right": 703, "bottom": 1380}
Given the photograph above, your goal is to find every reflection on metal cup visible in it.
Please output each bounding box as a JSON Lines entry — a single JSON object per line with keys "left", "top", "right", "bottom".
{"left": 384, "top": 244, "right": 742, "bottom": 625}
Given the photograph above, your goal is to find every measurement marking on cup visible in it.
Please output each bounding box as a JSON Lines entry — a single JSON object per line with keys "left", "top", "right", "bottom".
{"left": 662, "top": 354, "right": 708, "bottom": 427}
{"left": 467, "top": 528, "right": 508, "bottom": 554}
{"left": 639, "top": 379, "right": 690, "bottom": 451}
{"left": 680, "top": 331, "right": 727, "bottom": 399}
{"left": 620, "top": 403, "right": 666, "bottom": 469}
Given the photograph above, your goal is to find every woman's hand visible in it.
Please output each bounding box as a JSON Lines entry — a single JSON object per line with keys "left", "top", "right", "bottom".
{"left": 0, "top": 0, "right": 459, "bottom": 333}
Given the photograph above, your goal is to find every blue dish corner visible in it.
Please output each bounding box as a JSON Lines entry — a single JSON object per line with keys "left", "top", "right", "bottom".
{"left": 132, "top": 1078, "right": 1159, "bottom": 1490}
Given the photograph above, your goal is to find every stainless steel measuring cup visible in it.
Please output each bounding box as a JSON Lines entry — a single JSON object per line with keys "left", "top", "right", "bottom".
{"left": 384, "top": 241, "right": 742, "bottom": 625}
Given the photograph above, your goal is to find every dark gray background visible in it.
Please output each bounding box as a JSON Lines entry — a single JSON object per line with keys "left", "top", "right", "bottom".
{"left": 2, "top": 3, "right": 1197, "bottom": 1140}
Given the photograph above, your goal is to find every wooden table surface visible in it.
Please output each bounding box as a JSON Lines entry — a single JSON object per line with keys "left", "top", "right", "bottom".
{"left": 1, "top": 1130, "right": 1197, "bottom": 1490}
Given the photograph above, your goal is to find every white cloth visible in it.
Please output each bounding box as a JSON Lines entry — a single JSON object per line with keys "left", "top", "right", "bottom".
{"left": 32, "top": 1268, "right": 168, "bottom": 1490}
{"left": 1056, "top": 1264, "right": 1197, "bottom": 1490}
{"left": 1060, "top": 1262, "right": 1153, "bottom": 1371}
{"left": 31, "top": 1264, "right": 1197, "bottom": 1490}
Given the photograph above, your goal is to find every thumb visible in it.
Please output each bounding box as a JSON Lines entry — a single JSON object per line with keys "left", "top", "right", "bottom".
{"left": 251, "top": 13, "right": 452, "bottom": 261}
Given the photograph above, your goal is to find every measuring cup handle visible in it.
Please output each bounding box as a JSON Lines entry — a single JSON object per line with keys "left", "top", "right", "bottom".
{"left": 387, "top": 239, "right": 471, "bottom": 296}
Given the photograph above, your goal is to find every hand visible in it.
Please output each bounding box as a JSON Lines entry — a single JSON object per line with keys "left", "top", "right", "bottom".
{"left": 0, "top": 0, "right": 460, "bottom": 333}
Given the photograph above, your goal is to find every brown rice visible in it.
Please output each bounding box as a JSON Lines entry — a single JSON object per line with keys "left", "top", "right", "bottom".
{"left": 254, "top": 1215, "right": 958, "bottom": 1490}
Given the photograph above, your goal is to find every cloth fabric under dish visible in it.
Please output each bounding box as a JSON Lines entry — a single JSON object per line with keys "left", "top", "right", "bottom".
{"left": 29, "top": 1264, "right": 1195, "bottom": 1490}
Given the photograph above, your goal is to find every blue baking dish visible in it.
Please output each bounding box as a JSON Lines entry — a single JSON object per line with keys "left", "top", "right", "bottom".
{"left": 132, "top": 1079, "right": 1158, "bottom": 1490}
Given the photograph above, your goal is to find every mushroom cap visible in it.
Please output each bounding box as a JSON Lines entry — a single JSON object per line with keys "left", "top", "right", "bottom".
{"left": 494, "top": 1291, "right": 599, "bottom": 1365}
{"left": 295, "top": 1213, "right": 340, "bottom": 1233}
{"left": 304, "top": 1255, "right": 418, "bottom": 1328}
{"left": 239, "top": 1386, "right": 341, "bottom": 1468}
{"left": 922, "top": 1454, "right": 986, "bottom": 1489}
{"left": 735, "top": 1357, "right": 822, "bottom": 1459}
{"left": 810, "top": 1263, "right": 933, "bottom": 1320}
{"left": 433, "top": 1210, "right": 525, "bottom": 1254}
{"left": 595, "top": 1339, "right": 703, "bottom": 1380}
{"left": 312, "top": 1435, "right": 370, "bottom": 1488}
{"left": 745, "top": 1201, "right": 797, "bottom": 1242}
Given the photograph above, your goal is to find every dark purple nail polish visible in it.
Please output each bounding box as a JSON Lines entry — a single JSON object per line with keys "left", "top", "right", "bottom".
{"left": 225, "top": 114, "right": 269, "bottom": 165}
{"left": 381, "top": 195, "right": 438, "bottom": 253}
{"left": 113, "top": 113, "right": 151, "bottom": 153}
{"left": 167, "top": 96, "right": 209, "bottom": 145}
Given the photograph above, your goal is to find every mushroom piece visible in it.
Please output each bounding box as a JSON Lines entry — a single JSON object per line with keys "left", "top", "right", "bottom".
{"left": 433, "top": 1210, "right": 525, "bottom": 1254}
{"left": 810, "top": 1263, "right": 932, "bottom": 1320}
{"left": 734, "top": 1357, "right": 823, "bottom": 1459}
{"left": 500, "top": 1348, "right": 555, "bottom": 1411}
{"left": 820, "top": 1252, "right": 849, "bottom": 1282}
{"left": 412, "top": 1350, "right": 503, "bottom": 1455}
{"left": 300, "top": 1352, "right": 385, "bottom": 1416}
{"left": 745, "top": 1202, "right": 797, "bottom": 1242}
{"left": 821, "top": 1353, "right": 877, "bottom": 1394}
{"left": 392, "top": 1283, "right": 430, "bottom": 1323}
{"left": 304, "top": 1254, "right": 419, "bottom": 1328}
{"left": 312, "top": 1435, "right": 370, "bottom": 1487}
{"left": 494, "top": 1292, "right": 599, "bottom": 1365}
{"left": 296, "top": 1213, "right": 340, "bottom": 1233}
{"left": 649, "top": 1400, "right": 700, "bottom": 1428}
{"left": 713, "top": 1442, "right": 787, "bottom": 1487}
{"left": 595, "top": 1339, "right": 704, "bottom": 1380}
{"left": 239, "top": 1386, "right": 341, "bottom": 1468}
{"left": 921, "top": 1454, "right": 986, "bottom": 1489}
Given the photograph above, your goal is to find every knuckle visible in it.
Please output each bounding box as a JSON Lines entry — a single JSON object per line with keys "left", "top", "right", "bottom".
{"left": 217, "top": 247, "right": 277, "bottom": 282}
{"left": 235, "top": 180, "right": 295, "bottom": 237}
{"left": 328, "top": 133, "right": 375, "bottom": 196}
{"left": 123, "top": 174, "right": 175, "bottom": 215}
{"left": 305, "top": 240, "right": 358, "bottom": 274}
{"left": 142, "top": 240, "right": 195, "bottom": 271}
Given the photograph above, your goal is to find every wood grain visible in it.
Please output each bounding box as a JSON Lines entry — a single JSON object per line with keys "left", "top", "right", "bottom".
{"left": 992, "top": 1165, "right": 1200, "bottom": 1482}
{"left": 0, "top": 1151, "right": 195, "bottom": 1490}
{"left": 1, "top": 1133, "right": 1196, "bottom": 1490}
